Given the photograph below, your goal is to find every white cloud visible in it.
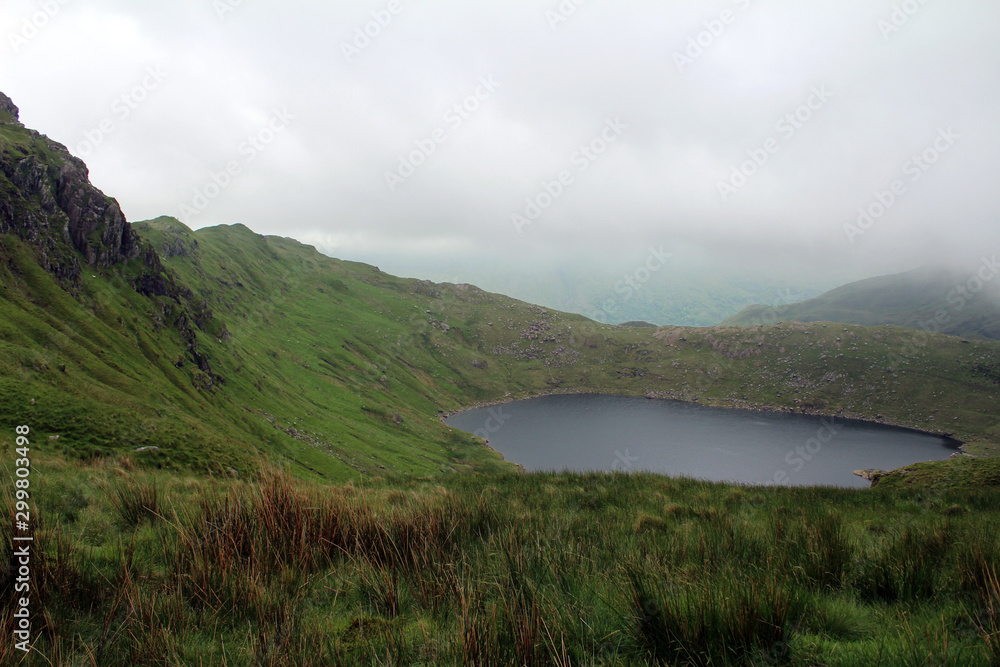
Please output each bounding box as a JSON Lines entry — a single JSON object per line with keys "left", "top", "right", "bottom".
{"left": 2, "top": 0, "right": 998, "bottom": 285}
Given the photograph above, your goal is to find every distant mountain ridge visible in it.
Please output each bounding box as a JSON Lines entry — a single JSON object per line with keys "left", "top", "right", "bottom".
{"left": 724, "top": 264, "right": 1000, "bottom": 340}
{"left": 369, "top": 254, "right": 834, "bottom": 327}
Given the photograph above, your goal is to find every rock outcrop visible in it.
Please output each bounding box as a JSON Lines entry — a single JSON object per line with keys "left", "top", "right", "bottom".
{"left": 0, "top": 91, "right": 221, "bottom": 389}
{"left": 0, "top": 92, "right": 23, "bottom": 126}
{"left": 0, "top": 96, "right": 141, "bottom": 274}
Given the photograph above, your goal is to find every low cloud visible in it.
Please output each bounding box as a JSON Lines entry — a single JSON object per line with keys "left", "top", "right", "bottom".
{"left": 2, "top": 0, "right": 997, "bottom": 290}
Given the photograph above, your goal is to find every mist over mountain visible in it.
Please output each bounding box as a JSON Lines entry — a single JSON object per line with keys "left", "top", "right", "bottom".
{"left": 6, "top": 1, "right": 999, "bottom": 299}
{"left": 726, "top": 262, "right": 1000, "bottom": 340}
{"left": 365, "top": 248, "right": 840, "bottom": 327}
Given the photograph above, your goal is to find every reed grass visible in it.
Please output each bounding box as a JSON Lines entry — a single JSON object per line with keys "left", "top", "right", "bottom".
{"left": 2, "top": 459, "right": 999, "bottom": 664}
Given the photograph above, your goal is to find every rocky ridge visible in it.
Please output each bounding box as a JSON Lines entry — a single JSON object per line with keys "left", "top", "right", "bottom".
{"left": 0, "top": 93, "right": 142, "bottom": 276}
{"left": 0, "top": 91, "right": 221, "bottom": 388}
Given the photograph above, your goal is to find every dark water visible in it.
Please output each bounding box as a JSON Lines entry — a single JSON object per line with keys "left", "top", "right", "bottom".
{"left": 444, "top": 394, "right": 959, "bottom": 488}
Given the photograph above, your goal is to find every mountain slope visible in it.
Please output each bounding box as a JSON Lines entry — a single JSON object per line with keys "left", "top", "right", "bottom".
{"left": 1, "top": 92, "right": 1000, "bottom": 486}
{"left": 118, "top": 218, "right": 1000, "bottom": 460}
{"left": 725, "top": 265, "right": 1000, "bottom": 340}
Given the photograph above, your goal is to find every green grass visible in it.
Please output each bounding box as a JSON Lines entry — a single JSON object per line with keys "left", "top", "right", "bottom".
{"left": 1, "top": 451, "right": 999, "bottom": 665}
{"left": 875, "top": 456, "right": 1000, "bottom": 490}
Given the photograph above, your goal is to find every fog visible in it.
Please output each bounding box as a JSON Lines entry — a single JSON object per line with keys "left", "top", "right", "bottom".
{"left": 2, "top": 0, "right": 998, "bottom": 312}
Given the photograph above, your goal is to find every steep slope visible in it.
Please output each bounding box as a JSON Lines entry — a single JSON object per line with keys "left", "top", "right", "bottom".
{"left": 725, "top": 265, "right": 1000, "bottom": 340}
{"left": 0, "top": 93, "right": 263, "bottom": 471}
{"left": 0, "top": 92, "right": 140, "bottom": 274}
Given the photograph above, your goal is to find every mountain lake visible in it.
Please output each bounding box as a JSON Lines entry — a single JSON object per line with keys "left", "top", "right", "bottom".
{"left": 444, "top": 394, "right": 960, "bottom": 488}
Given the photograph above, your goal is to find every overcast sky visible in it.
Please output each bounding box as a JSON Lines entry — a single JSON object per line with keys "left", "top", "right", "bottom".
{"left": 3, "top": 0, "right": 998, "bottom": 286}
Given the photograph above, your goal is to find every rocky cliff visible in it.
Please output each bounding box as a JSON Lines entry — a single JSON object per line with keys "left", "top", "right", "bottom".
{"left": 0, "top": 92, "right": 23, "bottom": 126}
{"left": 0, "top": 92, "right": 142, "bottom": 280}
{"left": 0, "top": 91, "right": 220, "bottom": 387}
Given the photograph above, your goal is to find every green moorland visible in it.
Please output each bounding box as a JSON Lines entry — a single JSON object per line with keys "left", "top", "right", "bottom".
{"left": 7, "top": 214, "right": 996, "bottom": 480}
{"left": 0, "top": 453, "right": 997, "bottom": 664}
{"left": 1, "top": 101, "right": 1000, "bottom": 662}
{"left": 0, "top": 217, "right": 998, "bottom": 663}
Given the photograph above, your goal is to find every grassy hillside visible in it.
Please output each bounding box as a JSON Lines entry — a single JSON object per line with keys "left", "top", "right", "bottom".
{"left": 0, "top": 233, "right": 255, "bottom": 470}
{"left": 136, "top": 217, "right": 1000, "bottom": 459}
{"left": 1, "top": 452, "right": 999, "bottom": 664}
{"left": 726, "top": 265, "right": 1000, "bottom": 341}
{"left": 3, "top": 215, "right": 999, "bottom": 489}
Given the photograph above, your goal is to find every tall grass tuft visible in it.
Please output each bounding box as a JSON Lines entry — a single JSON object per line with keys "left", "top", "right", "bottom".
{"left": 956, "top": 524, "right": 1000, "bottom": 606}
{"left": 107, "top": 479, "right": 161, "bottom": 527}
{"left": 628, "top": 567, "right": 798, "bottom": 666}
{"left": 972, "top": 567, "right": 1000, "bottom": 662}
{"left": 801, "top": 511, "right": 854, "bottom": 589}
{"left": 855, "top": 523, "right": 952, "bottom": 602}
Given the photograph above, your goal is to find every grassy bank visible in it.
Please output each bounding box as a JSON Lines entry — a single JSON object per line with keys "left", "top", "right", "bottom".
{"left": 2, "top": 449, "right": 998, "bottom": 665}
